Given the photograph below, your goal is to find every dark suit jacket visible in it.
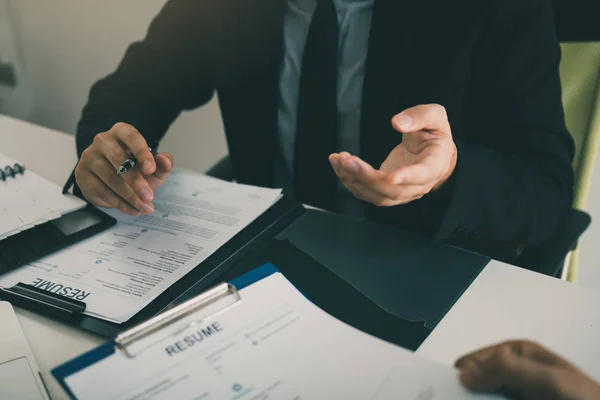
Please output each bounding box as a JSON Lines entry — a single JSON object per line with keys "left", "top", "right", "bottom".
{"left": 76, "top": 0, "right": 574, "bottom": 264}
{"left": 553, "top": 0, "right": 600, "bottom": 41}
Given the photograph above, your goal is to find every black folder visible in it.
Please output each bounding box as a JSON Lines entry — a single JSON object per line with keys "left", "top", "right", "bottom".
{"left": 0, "top": 205, "right": 116, "bottom": 276}
{"left": 0, "top": 157, "right": 116, "bottom": 275}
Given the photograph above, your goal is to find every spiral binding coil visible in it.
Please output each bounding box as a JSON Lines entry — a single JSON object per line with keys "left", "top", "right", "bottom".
{"left": 1, "top": 163, "right": 26, "bottom": 181}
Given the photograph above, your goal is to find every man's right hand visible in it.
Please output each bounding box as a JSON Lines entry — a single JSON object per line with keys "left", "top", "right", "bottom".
{"left": 75, "top": 122, "right": 174, "bottom": 216}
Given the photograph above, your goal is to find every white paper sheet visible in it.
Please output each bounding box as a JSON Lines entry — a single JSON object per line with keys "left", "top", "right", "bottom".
{"left": 60, "top": 271, "right": 502, "bottom": 400}
{"left": 0, "top": 171, "right": 281, "bottom": 322}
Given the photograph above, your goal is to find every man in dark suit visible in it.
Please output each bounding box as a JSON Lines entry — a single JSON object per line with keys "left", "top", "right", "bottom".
{"left": 73, "top": 0, "right": 574, "bottom": 264}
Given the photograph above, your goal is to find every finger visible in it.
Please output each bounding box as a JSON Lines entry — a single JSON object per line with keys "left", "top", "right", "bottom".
{"left": 153, "top": 152, "right": 174, "bottom": 180}
{"left": 79, "top": 172, "right": 140, "bottom": 216}
{"left": 330, "top": 154, "right": 387, "bottom": 199}
{"left": 330, "top": 152, "right": 365, "bottom": 181}
{"left": 329, "top": 153, "right": 343, "bottom": 171}
{"left": 459, "top": 344, "right": 560, "bottom": 399}
{"left": 330, "top": 155, "right": 388, "bottom": 203}
{"left": 146, "top": 153, "right": 174, "bottom": 190}
{"left": 95, "top": 136, "right": 155, "bottom": 203}
{"left": 392, "top": 104, "right": 450, "bottom": 134}
{"left": 91, "top": 158, "right": 154, "bottom": 214}
{"left": 342, "top": 155, "right": 385, "bottom": 184}
{"left": 111, "top": 123, "right": 156, "bottom": 175}
{"left": 97, "top": 134, "right": 132, "bottom": 170}
{"left": 456, "top": 345, "right": 500, "bottom": 369}
{"left": 331, "top": 153, "right": 429, "bottom": 204}
{"left": 504, "top": 341, "right": 572, "bottom": 367}
{"left": 456, "top": 341, "right": 568, "bottom": 369}
{"left": 346, "top": 156, "right": 428, "bottom": 200}
{"left": 121, "top": 169, "right": 155, "bottom": 204}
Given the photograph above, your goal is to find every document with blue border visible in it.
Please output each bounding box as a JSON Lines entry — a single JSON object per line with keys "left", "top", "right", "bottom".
{"left": 53, "top": 264, "right": 502, "bottom": 400}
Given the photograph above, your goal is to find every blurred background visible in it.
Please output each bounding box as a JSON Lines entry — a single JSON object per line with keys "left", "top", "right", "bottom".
{"left": 0, "top": 0, "right": 227, "bottom": 173}
{"left": 1, "top": 0, "right": 599, "bottom": 289}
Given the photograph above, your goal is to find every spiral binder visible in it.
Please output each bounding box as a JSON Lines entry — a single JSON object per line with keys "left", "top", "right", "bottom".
{"left": 0, "top": 162, "right": 26, "bottom": 181}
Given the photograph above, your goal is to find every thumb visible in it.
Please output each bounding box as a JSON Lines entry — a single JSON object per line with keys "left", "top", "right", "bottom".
{"left": 460, "top": 345, "right": 559, "bottom": 400}
{"left": 146, "top": 153, "right": 174, "bottom": 191}
{"left": 392, "top": 104, "right": 450, "bottom": 134}
{"left": 155, "top": 152, "right": 174, "bottom": 171}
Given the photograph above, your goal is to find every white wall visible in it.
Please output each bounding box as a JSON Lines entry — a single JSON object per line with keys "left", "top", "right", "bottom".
{"left": 2, "top": 0, "right": 227, "bottom": 172}
{"left": 575, "top": 144, "right": 600, "bottom": 291}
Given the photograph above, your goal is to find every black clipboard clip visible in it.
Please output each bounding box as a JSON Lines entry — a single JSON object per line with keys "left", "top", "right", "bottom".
{"left": 0, "top": 283, "right": 86, "bottom": 321}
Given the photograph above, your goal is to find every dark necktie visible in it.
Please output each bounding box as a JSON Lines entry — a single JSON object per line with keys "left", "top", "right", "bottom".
{"left": 293, "top": 0, "right": 339, "bottom": 210}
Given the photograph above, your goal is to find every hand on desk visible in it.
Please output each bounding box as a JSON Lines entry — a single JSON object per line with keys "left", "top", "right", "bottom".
{"left": 75, "top": 122, "right": 174, "bottom": 216}
{"left": 329, "top": 104, "right": 457, "bottom": 206}
{"left": 456, "top": 340, "right": 600, "bottom": 400}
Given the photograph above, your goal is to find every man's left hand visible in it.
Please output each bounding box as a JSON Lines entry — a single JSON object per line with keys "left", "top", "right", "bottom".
{"left": 329, "top": 104, "right": 457, "bottom": 207}
{"left": 455, "top": 341, "right": 600, "bottom": 400}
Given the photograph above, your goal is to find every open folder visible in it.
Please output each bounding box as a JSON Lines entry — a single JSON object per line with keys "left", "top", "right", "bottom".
{"left": 52, "top": 264, "right": 500, "bottom": 400}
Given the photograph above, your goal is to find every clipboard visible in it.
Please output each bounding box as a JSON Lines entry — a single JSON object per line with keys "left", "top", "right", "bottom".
{"left": 52, "top": 269, "right": 248, "bottom": 399}
{"left": 51, "top": 261, "right": 431, "bottom": 399}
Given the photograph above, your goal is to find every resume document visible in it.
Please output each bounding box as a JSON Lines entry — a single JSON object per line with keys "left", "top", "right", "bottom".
{"left": 0, "top": 171, "right": 281, "bottom": 322}
{"left": 57, "top": 269, "right": 502, "bottom": 399}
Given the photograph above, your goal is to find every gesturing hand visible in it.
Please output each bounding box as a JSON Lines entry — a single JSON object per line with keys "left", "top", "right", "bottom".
{"left": 456, "top": 341, "right": 600, "bottom": 400}
{"left": 75, "top": 122, "right": 174, "bottom": 216}
{"left": 329, "top": 104, "right": 457, "bottom": 207}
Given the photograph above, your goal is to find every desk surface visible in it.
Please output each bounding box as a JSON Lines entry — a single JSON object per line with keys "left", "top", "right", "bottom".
{"left": 3, "top": 114, "right": 600, "bottom": 398}
{"left": 417, "top": 260, "right": 600, "bottom": 381}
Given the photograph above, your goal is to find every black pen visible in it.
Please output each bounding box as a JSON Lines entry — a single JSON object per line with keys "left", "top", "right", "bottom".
{"left": 117, "top": 144, "right": 158, "bottom": 175}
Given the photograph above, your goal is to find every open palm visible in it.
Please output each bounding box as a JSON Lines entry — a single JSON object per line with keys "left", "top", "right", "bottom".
{"left": 329, "top": 104, "right": 457, "bottom": 207}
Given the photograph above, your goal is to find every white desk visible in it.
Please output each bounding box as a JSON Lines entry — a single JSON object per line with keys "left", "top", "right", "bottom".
{"left": 417, "top": 260, "right": 600, "bottom": 381}
{"left": 2, "top": 114, "right": 600, "bottom": 398}
{"left": 1, "top": 115, "right": 103, "bottom": 400}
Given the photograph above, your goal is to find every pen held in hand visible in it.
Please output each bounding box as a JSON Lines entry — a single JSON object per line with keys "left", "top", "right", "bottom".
{"left": 116, "top": 146, "right": 157, "bottom": 175}
{"left": 117, "top": 158, "right": 137, "bottom": 175}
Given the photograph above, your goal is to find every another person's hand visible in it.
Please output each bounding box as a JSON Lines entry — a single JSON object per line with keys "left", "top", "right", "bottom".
{"left": 329, "top": 104, "right": 457, "bottom": 207}
{"left": 75, "top": 122, "right": 174, "bottom": 216}
{"left": 455, "top": 340, "right": 600, "bottom": 400}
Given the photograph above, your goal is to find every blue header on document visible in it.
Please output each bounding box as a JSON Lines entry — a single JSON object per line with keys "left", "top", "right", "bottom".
{"left": 230, "top": 263, "right": 278, "bottom": 291}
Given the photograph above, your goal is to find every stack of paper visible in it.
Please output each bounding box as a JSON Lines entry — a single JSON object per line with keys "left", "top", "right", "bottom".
{"left": 0, "top": 170, "right": 281, "bottom": 323}
{"left": 0, "top": 153, "right": 86, "bottom": 240}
